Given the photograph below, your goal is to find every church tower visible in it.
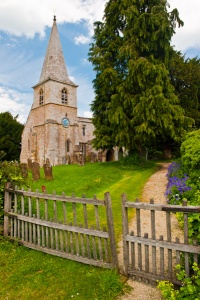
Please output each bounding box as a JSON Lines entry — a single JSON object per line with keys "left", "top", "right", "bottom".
{"left": 20, "top": 16, "right": 97, "bottom": 166}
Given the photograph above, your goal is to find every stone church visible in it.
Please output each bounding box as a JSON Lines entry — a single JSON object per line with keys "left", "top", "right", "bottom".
{"left": 20, "top": 16, "right": 121, "bottom": 166}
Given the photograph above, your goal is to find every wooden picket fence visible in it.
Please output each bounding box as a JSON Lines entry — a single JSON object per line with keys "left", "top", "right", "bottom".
{"left": 122, "top": 195, "right": 200, "bottom": 285}
{"left": 3, "top": 184, "right": 200, "bottom": 285}
{"left": 3, "top": 183, "right": 118, "bottom": 269}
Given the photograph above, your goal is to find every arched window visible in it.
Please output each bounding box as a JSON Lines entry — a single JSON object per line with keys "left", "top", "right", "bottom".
{"left": 61, "top": 88, "right": 67, "bottom": 104}
{"left": 66, "top": 139, "right": 70, "bottom": 152}
{"left": 39, "top": 89, "right": 44, "bottom": 105}
{"left": 82, "top": 126, "right": 86, "bottom": 136}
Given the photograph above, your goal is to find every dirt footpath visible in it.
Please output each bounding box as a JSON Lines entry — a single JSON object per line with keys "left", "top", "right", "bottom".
{"left": 117, "top": 163, "right": 183, "bottom": 300}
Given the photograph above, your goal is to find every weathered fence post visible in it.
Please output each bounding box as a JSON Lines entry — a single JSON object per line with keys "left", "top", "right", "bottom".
{"left": 104, "top": 192, "right": 118, "bottom": 268}
{"left": 4, "top": 182, "right": 11, "bottom": 236}
{"left": 183, "top": 199, "right": 190, "bottom": 277}
{"left": 121, "top": 193, "right": 129, "bottom": 275}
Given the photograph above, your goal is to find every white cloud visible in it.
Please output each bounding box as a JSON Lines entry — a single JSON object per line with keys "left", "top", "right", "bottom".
{"left": 5, "top": 43, "right": 16, "bottom": 48}
{"left": 0, "top": 87, "right": 32, "bottom": 123}
{"left": 74, "top": 34, "right": 91, "bottom": 45}
{"left": 69, "top": 75, "right": 76, "bottom": 83}
{"left": 77, "top": 76, "right": 94, "bottom": 105}
{"left": 168, "top": 0, "right": 200, "bottom": 52}
{"left": 0, "top": 1, "right": 199, "bottom": 53}
{"left": 0, "top": 0, "right": 106, "bottom": 39}
{"left": 83, "top": 111, "right": 93, "bottom": 118}
{"left": 81, "top": 58, "right": 90, "bottom": 65}
{"left": 0, "top": 45, "right": 43, "bottom": 89}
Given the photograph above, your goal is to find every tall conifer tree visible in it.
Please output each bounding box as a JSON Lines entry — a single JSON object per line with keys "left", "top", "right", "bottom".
{"left": 89, "top": 1, "right": 125, "bottom": 149}
{"left": 89, "top": 0, "right": 193, "bottom": 153}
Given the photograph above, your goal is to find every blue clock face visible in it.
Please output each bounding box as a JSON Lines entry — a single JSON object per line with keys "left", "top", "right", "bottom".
{"left": 61, "top": 118, "right": 70, "bottom": 128}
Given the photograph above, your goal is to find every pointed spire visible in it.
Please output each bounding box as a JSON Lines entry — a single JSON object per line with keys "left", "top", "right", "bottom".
{"left": 39, "top": 16, "right": 75, "bottom": 85}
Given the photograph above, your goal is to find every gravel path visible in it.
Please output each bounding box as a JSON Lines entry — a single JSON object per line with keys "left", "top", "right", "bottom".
{"left": 117, "top": 163, "right": 184, "bottom": 300}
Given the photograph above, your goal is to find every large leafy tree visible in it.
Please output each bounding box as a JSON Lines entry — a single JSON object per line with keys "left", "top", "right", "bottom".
{"left": 0, "top": 112, "right": 24, "bottom": 161}
{"left": 170, "top": 51, "right": 200, "bottom": 128}
{"left": 89, "top": 0, "right": 192, "bottom": 153}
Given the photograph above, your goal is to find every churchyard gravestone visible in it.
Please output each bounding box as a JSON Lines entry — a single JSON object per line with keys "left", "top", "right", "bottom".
{"left": 32, "top": 162, "right": 40, "bottom": 181}
{"left": 20, "top": 163, "right": 28, "bottom": 178}
{"left": 43, "top": 158, "right": 53, "bottom": 180}
{"left": 90, "top": 152, "right": 96, "bottom": 163}
{"left": 27, "top": 158, "right": 32, "bottom": 170}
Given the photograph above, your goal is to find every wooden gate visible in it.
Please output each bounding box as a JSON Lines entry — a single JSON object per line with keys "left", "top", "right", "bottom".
{"left": 4, "top": 184, "right": 118, "bottom": 269}
{"left": 122, "top": 195, "right": 200, "bottom": 285}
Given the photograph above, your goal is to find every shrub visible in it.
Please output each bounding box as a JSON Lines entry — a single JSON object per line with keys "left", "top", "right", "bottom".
{"left": 176, "top": 186, "right": 200, "bottom": 243}
{"left": 119, "top": 152, "right": 155, "bottom": 168}
{"left": 158, "top": 263, "right": 200, "bottom": 300}
{"left": 180, "top": 129, "right": 200, "bottom": 180}
{"left": 119, "top": 152, "right": 142, "bottom": 167}
{"left": 0, "top": 161, "right": 29, "bottom": 224}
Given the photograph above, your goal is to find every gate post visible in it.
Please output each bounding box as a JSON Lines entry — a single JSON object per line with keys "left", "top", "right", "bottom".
{"left": 121, "top": 193, "right": 129, "bottom": 275}
{"left": 104, "top": 192, "right": 118, "bottom": 268}
{"left": 4, "top": 182, "right": 11, "bottom": 236}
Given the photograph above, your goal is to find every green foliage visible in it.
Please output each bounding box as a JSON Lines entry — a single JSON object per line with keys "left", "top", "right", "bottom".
{"left": 0, "top": 161, "right": 29, "bottom": 224}
{"left": 166, "top": 130, "right": 200, "bottom": 245}
{"left": 176, "top": 187, "right": 200, "bottom": 243}
{"left": 89, "top": 0, "right": 192, "bottom": 153}
{"left": 147, "top": 148, "right": 164, "bottom": 160}
{"left": 119, "top": 152, "right": 156, "bottom": 168}
{"left": 0, "top": 236, "right": 126, "bottom": 300}
{"left": 170, "top": 52, "right": 200, "bottom": 128}
{"left": 0, "top": 112, "right": 24, "bottom": 161}
{"left": 158, "top": 263, "right": 200, "bottom": 299}
{"left": 119, "top": 153, "right": 142, "bottom": 167}
{"left": 180, "top": 129, "right": 200, "bottom": 180}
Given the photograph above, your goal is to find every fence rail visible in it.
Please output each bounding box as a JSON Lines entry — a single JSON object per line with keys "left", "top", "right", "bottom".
{"left": 4, "top": 183, "right": 118, "bottom": 269}
{"left": 4, "top": 184, "right": 200, "bottom": 285}
{"left": 122, "top": 195, "right": 200, "bottom": 285}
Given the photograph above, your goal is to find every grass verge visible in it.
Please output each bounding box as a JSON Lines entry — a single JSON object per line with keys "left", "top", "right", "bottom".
{"left": 0, "top": 236, "right": 127, "bottom": 300}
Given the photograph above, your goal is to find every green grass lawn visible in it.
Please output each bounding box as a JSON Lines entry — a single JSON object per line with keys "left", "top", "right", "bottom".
{"left": 0, "top": 236, "right": 126, "bottom": 300}
{"left": 31, "top": 161, "right": 158, "bottom": 237}
{"left": 1, "top": 161, "right": 158, "bottom": 300}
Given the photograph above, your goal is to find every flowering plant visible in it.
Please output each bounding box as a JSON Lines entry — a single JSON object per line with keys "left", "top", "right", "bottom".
{"left": 166, "top": 162, "right": 182, "bottom": 178}
{"left": 165, "top": 162, "right": 192, "bottom": 205}
{"left": 165, "top": 162, "right": 200, "bottom": 243}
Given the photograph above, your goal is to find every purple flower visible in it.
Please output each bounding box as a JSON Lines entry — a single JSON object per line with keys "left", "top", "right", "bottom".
{"left": 165, "top": 175, "right": 191, "bottom": 196}
{"left": 165, "top": 163, "right": 192, "bottom": 204}
{"left": 166, "top": 162, "right": 181, "bottom": 178}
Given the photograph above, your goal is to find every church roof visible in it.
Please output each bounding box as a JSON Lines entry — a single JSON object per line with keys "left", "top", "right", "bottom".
{"left": 38, "top": 16, "right": 76, "bottom": 86}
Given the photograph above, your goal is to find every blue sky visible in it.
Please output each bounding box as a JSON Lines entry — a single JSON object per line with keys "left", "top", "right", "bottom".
{"left": 0, "top": 0, "right": 200, "bottom": 124}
